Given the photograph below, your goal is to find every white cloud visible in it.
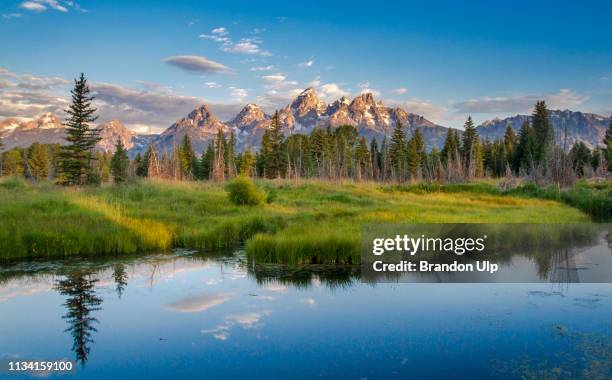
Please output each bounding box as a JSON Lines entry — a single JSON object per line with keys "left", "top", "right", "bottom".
{"left": 393, "top": 87, "right": 408, "bottom": 95}
{"left": 261, "top": 74, "right": 286, "bottom": 82}
{"left": 223, "top": 40, "right": 270, "bottom": 56}
{"left": 20, "top": 0, "right": 68, "bottom": 12}
{"left": 250, "top": 65, "right": 273, "bottom": 72}
{"left": 358, "top": 82, "right": 380, "bottom": 97}
{"left": 163, "top": 55, "right": 231, "bottom": 74}
{"left": 299, "top": 59, "right": 314, "bottom": 68}
{"left": 453, "top": 89, "right": 590, "bottom": 114}
{"left": 211, "top": 27, "right": 228, "bottom": 35}
{"left": 2, "top": 13, "right": 22, "bottom": 19}
{"left": 204, "top": 81, "right": 222, "bottom": 88}
{"left": 318, "top": 83, "right": 350, "bottom": 101}
{"left": 200, "top": 27, "right": 271, "bottom": 56}
{"left": 20, "top": 1, "right": 47, "bottom": 12}
{"left": 230, "top": 87, "right": 247, "bottom": 100}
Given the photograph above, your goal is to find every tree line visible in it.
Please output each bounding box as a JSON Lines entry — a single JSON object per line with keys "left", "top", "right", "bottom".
{"left": 1, "top": 74, "right": 611, "bottom": 185}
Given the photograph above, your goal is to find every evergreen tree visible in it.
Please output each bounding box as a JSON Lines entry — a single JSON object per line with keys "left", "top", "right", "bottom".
{"left": 110, "top": 139, "right": 129, "bottom": 184}
{"left": 388, "top": 122, "right": 407, "bottom": 179}
{"left": 27, "top": 143, "right": 51, "bottom": 181}
{"left": 474, "top": 140, "right": 484, "bottom": 177}
{"left": 531, "top": 101, "right": 553, "bottom": 165}
{"left": 200, "top": 142, "right": 214, "bottom": 179}
{"left": 461, "top": 116, "right": 478, "bottom": 171}
{"left": 136, "top": 145, "right": 152, "bottom": 177}
{"left": 515, "top": 121, "right": 537, "bottom": 173}
{"left": 503, "top": 125, "right": 517, "bottom": 172}
{"left": 59, "top": 73, "right": 101, "bottom": 185}
{"left": 133, "top": 153, "right": 143, "bottom": 177}
{"left": 605, "top": 116, "right": 612, "bottom": 172}
{"left": 569, "top": 141, "right": 592, "bottom": 177}
{"left": 264, "top": 111, "right": 285, "bottom": 178}
{"left": 226, "top": 131, "right": 237, "bottom": 178}
{"left": 441, "top": 128, "right": 456, "bottom": 164}
{"left": 179, "top": 134, "right": 195, "bottom": 179}
{"left": 407, "top": 129, "right": 425, "bottom": 178}
{"left": 355, "top": 136, "right": 370, "bottom": 181}
{"left": 369, "top": 137, "right": 381, "bottom": 181}
{"left": 211, "top": 130, "right": 226, "bottom": 182}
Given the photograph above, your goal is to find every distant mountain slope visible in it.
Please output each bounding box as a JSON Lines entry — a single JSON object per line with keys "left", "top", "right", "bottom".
{"left": 0, "top": 113, "right": 138, "bottom": 153}
{"left": 476, "top": 110, "right": 609, "bottom": 149}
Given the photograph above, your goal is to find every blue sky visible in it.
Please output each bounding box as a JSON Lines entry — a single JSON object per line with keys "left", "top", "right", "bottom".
{"left": 1, "top": 0, "right": 611, "bottom": 132}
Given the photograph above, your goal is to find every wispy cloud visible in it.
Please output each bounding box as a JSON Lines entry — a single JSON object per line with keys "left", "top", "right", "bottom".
{"left": 2, "top": 13, "right": 22, "bottom": 19}
{"left": 392, "top": 87, "right": 408, "bottom": 95}
{"left": 200, "top": 27, "right": 271, "bottom": 56}
{"left": 229, "top": 87, "right": 247, "bottom": 101}
{"left": 250, "top": 65, "right": 273, "bottom": 72}
{"left": 299, "top": 59, "right": 314, "bottom": 68}
{"left": 261, "top": 74, "right": 286, "bottom": 82}
{"left": 358, "top": 82, "right": 380, "bottom": 97}
{"left": 204, "top": 81, "right": 222, "bottom": 88}
{"left": 20, "top": 1, "right": 85, "bottom": 13}
{"left": 163, "top": 55, "right": 231, "bottom": 74}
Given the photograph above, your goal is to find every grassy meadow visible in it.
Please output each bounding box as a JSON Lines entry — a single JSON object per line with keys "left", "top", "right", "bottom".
{"left": 0, "top": 176, "right": 605, "bottom": 263}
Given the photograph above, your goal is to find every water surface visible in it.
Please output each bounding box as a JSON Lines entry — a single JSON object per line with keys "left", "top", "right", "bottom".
{"left": 0, "top": 250, "right": 610, "bottom": 379}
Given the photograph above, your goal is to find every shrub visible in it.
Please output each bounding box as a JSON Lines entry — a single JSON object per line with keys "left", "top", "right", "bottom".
{"left": 225, "top": 176, "right": 265, "bottom": 206}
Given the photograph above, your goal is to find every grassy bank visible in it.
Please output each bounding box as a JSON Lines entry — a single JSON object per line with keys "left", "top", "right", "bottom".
{"left": 0, "top": 177, "right": 596, "bottom": 263}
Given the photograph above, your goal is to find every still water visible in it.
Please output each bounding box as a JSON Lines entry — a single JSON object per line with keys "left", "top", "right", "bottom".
{"left": 0, "top": 249, "right": 610, "bottom": 379}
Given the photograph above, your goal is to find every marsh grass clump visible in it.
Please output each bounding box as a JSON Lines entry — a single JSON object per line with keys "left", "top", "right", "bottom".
{"left": 226, "top": 176, "right": 266, "bottom": 206}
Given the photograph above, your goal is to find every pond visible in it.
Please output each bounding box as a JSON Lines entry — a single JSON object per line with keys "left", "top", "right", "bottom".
{"left": 0, "top": 248, "right": 610, "bottom": 379}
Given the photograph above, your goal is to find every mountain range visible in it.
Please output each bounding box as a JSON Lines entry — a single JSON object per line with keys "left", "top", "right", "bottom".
{"left": 0, "top": 88, "right": 609, "bottom": 156}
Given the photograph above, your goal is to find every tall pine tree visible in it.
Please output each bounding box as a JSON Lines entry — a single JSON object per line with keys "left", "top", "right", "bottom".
{"left": 461, "top": 116, "right": 478, "bottom": 172}
{"left": 110, "top": 139, "right": 129, "bottom": 184}
{"left": 531, "top": 101, "right": 553, "bottom": 165}
{"left": 605, "top": 116, "right": 612, "bottom": 172}
{"left": 59, "top": 73, "right": 101, "bottom": 185}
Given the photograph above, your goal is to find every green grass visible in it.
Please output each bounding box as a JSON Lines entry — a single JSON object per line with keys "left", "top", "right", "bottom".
{"left": 389, "top": 179, "right": 611, "bottom": 221}
{"left": 0, "top": 177, "right": 596, "bottom": 263}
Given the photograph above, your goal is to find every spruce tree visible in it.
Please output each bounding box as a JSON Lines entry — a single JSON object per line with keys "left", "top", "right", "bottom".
{"left": 441, "top": 128, "right": 455, "bottom": 164}
{"left": 179, "top": 134, "right": 195, "bottom": 178}
{"left": 389, "top": 122, "right": 407, "bottom": 179}
{"left": 200, "top": 142, "right": 214, "bottom": 179}
{"left": 138, "top": 144, "right": 153, "bottom": 177}
{"left": 226, "top": 131, "right": 237, "bottom": 178}
{"left": 516, "top": 120, "right": 537, "bottom": 173}
{"left": 531, "top": 101, "right": 553, "bottom": 165}
{"left": 407, "top": 129, "right": 425, "bottom": 178}
{"left": 110, "top": 139, "right": 129, "bottom": 184}
{"left": 59, "top": 73, "right": 101, "bottom": 185}
{"left": 264, "top": 111, "right": 285, "bottom": 178}
{"left": 605, "top": 116, "right": 612, "bottom": 172}
{"left": 461, "top": 116, "right": 478, "bottom": 170}
{"left": 570, "top": 141, "right": 592, "bottom": 177}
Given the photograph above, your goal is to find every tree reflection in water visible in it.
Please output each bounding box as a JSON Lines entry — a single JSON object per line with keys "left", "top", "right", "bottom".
{"left": 54, "top": 271, "right": 103, "bottom": 367}
{"left": 113, "top": 264, "right": 128, "bottom": 299}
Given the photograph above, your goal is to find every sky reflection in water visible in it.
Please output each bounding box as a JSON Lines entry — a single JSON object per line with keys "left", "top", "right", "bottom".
{"left": 0, "top": 250, "right": 610, "bottom": 379}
